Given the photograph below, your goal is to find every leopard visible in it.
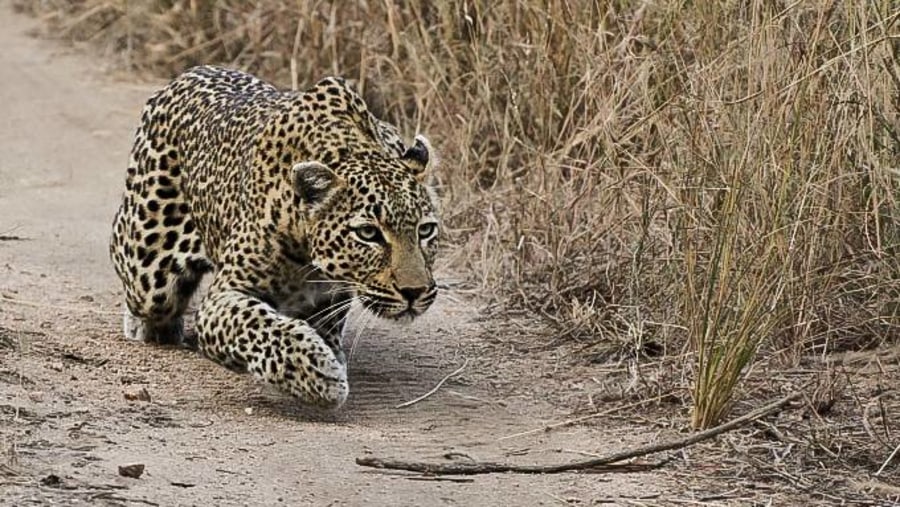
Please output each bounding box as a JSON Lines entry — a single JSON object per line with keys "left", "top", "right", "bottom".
{"left": 109, "top": 65, "right": 440, "bottom": 408}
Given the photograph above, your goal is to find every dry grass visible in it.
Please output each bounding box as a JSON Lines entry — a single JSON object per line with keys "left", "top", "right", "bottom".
{"left": 14, "top": 1, "right": 900, "bottom": 428}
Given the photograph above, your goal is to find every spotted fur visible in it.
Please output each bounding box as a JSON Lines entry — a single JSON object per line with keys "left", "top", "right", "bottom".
{"left": 110, "top": 66, "right": 440, "bottom": 408}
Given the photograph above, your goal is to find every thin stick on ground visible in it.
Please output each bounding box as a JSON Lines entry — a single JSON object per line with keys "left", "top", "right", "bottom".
{"left": 875, "top": 442, "right": 900, "bottom": 476}
{"left": 0, "top": 294, "right": 119, "bottom": 316}
{"left": 498, "top": 392, "right": 675, "bottom": 441}
{"left": 359, "top": 389, "right": 804, "bottom": 475}
{"left": 396, "top": 358, "right": 469, "bottom": 409}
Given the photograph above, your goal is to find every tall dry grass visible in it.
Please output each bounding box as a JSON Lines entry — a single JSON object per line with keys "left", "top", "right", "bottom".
{"left": 16, "top": 0, "right": 900, "bottom": 427}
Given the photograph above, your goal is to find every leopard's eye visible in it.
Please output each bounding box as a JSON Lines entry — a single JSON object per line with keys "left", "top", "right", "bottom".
{"left": 417, "top": 222, "right": 438, "bottom": 240}
{"left": 354, "top": 225, "right": 384, "bottom": 243}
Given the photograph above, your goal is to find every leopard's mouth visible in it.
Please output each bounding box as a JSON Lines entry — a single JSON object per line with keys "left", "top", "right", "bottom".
{"left": 362, "top": 293, "right": 435, "bottom": 321}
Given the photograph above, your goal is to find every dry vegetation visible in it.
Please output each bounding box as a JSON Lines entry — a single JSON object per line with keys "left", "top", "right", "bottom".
{"left": 13, "top": 0, "right": 900, "bottom": 499}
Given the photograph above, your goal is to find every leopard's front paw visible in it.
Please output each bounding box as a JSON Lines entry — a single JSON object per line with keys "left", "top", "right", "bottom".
{"left": 284, "top": 345, "right": 349, "bottom": 409}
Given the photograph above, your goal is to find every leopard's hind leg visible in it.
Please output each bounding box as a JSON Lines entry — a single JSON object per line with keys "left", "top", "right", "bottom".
{"left": 109, "top": 96, "right": 212, "bottom": 345}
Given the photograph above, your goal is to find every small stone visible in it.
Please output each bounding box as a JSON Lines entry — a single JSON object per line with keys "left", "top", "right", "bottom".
{"left": 40, "top": 474, "right": 61, "bottom": 487}
{"left": 123, "top": 387, "right": 151, "bottom": 402}
{"left": 48, "top": 362, "right": 63, "bottom": 372}
{"left": 118, "top": 463, "right": 145, "bottom": 479}
{"left": 244, "top": 407, "right": 253, "bottom": 415}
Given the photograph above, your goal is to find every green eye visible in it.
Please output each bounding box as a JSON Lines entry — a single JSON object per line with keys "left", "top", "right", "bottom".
{"left": 354, "top": 225, "right": 383, "bottom": 243}
{"left": 418, "top": 222, "right": 437, "bottom": 240}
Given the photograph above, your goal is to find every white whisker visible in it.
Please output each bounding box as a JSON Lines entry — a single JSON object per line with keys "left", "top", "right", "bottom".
{"left": 348, "top": 297, "right": 376, "bottom": 364}
{"left": 308, "top": 299, "right": 356, "bottom": 327}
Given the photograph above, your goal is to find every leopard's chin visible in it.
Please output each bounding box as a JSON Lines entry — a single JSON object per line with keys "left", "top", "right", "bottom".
{"left": 364, "top": 299, "right": 429, "bottom": 322}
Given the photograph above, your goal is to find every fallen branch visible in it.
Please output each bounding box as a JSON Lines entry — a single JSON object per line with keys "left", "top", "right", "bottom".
{"left": 357, "top": 389, "right": 804, "bottom": 475}
{"left": 396, "top": 358, "right": 469, "bottom": 409}
{"left": 358, "top": 456, "right": 670, "bottom": 475}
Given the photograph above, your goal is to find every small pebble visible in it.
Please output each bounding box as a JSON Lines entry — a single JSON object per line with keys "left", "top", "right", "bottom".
{"left": 123, "top": 387, "right": 152, "bottom": 402}
{"left": 118, "top": 463, "right": 145, "bottom": 479}
{"left": 40, "top": 474, "right": 61, "bottom": 486}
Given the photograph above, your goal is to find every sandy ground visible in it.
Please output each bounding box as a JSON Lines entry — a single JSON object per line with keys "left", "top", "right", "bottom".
{"left": 0, "top": 6, "right": 679, "bottom": 506}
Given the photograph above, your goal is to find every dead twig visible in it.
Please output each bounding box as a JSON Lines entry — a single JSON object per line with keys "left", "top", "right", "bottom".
{"left": 0, "top": 294, "right": 118, "bottom": 316}
{"left": 405, "top": 476, "right": 475, "bottom": 483}
{"left": 498, "top": 392, "right": 674, "bottom": 441}
{"left": 395, "top": 358, "right": 469, "bottom": 409}
{"left": 91, "top": 492, "right": 159, "bottom": 506}
{"left": 358, "top": 389, "right": 804, "bottom": 475}
{"left": 875, "top": 442, "right": 900, "bottom": 476}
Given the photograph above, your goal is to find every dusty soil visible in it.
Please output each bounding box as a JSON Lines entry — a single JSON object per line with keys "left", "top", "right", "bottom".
{"left": 0, "top": 6, "right": 681, "bottom": 506}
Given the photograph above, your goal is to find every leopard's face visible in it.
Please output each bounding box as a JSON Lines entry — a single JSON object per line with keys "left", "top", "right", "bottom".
{"left": 295, "top": 138, "right": 439, "bottom": 320}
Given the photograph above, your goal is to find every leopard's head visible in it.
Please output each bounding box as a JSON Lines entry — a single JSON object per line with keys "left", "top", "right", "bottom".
{"left": 293, "top": 136, "right": 439, "bottom": 320}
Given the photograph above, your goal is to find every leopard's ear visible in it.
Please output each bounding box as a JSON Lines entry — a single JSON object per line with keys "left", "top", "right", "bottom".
{"left": 292, "top": 161, "right": 343, "bottom": 209}
{"left": 401, "top": 135, "right": 434, "bottom": 182}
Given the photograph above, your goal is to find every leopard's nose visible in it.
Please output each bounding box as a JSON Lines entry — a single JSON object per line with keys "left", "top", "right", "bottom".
{"left": 396, "top": 285, "right": 428, "bottom": 304}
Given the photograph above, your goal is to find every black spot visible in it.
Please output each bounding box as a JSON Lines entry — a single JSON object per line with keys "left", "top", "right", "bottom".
{"left": 140, "top": 249, "right": 158, "bottom": 268}
{"left": 163, "top": 231, "right": 178, "bottom": 250}
{"left": 163, "top": 215, "right": 184, "bottom": 227}
{"left": 156, "top": 187, "right": 178, "bottom": 199}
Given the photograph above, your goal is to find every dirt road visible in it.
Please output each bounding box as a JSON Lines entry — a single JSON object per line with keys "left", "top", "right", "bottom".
{"left": 0, "top": 6, "right": 671, "bottom": 506}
